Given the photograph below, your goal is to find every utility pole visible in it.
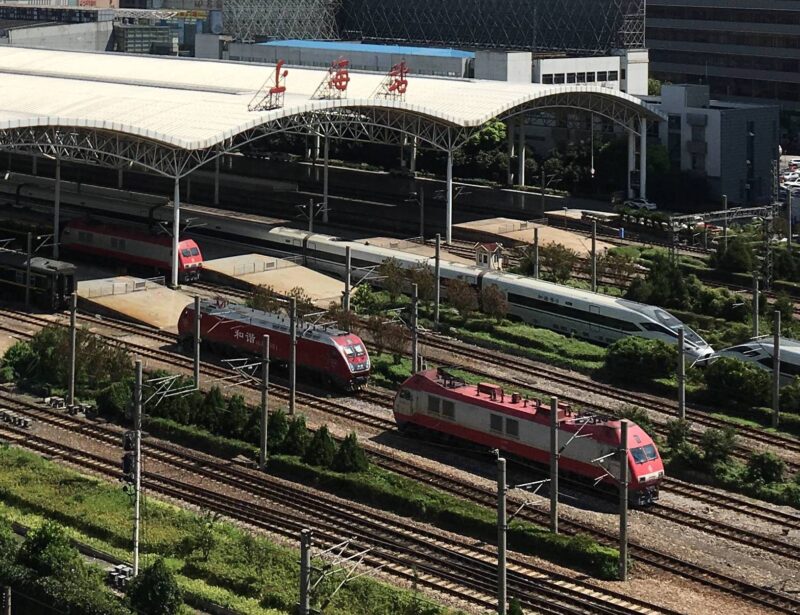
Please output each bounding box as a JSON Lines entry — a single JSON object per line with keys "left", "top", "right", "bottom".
{"left": 722, "top": 194, "right": 728, "bottom": 251}
{"left": 343, "top": 246, "right": 352, "bottom": 313}
{"left": 590, "top": 220, "right": 597, "bottom": 292}
{"left": 308, "top": 198, "right": 314, "bottom": 232}
{"left": 193, "top": 295, "right": 201, "bottom": 388}
{"left": 299, "top": 529, "right": 312, "bottom": 615}
{"left": 677, "top": 327, "right": 686, "bottom": 420}
{"left": 788, "top": 191, "right": 793, "bottom": 251}
{"left": 549, "top": 396, "right": 559, "bottom": 534}
{"left": 24, "top": 232, "right": 32, "bottom": 308}
{"left": 419, "top": 186, "right": 425, "bottom": 240}
{"left": 289, "top": 297, "right": 297, "bottom": 416}
{"left": 497, "top": 456, "right": 507, "bottom": 615}
{"left": 133, "top": 360, "right": 143, "bottom": 577}
{"left": 434, "top": 234, "right": 441, "bottom": 330}
{"left": 540, "top": 167, "right": 546, "bottom": 213}
{"left": 618, "top": 419, "right": 629, "bottom": 582}
{"left": 259, "top": 334, "right": 270, "bottom": 469}
{"left": 411, "top": 283, "right": 419, "bottom": 373}
{"left": 753, "top": 274, "right": 760, "bottom": 337}
{"left": 68, "top": 292, "right": 77, "bottom": 407}
{"left": 773, "top": 311, "right": 781, "bottom": 429}
{"left": 533, "top": 227, "right": 539, "bottom": 279}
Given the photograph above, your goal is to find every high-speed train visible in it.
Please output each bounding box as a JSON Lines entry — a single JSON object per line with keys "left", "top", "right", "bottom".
{"left": 713, "top": 338, "right": 800, "bottom": 386}
{"left": 241, "top": 227, "right": 715, "bottom": 361}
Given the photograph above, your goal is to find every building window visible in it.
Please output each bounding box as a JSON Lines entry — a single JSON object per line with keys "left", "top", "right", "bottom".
{"left": 427, "top": 396, "right": 440, "bottom": 415}
{"left": 505, "top": 418, "right": 519, "bottom": 438}
{"left": 542, "top": 73, "right": 554, "bottom": 84}
{"left": 586, "top": 72, "right": 596, "bottom": 83}
{"left": 597, "top": 71, "right": 608, "bottom": 81}
{"left": 553, "top": 73, "right": 565, "bottom": 84}
{"left": 442, "top": 400, "right": 455, "bottom": 420}
{"left": 609, "top": 70, "right": 618, "bottom": 81}
{"left": 567, "top": 73, "right": 576, "bottom": 83}
{"left": 576, "top": 72, "right": 586, "bottom": 83}
{"left": 490, "top": 414, "right": 503, "bottom": 433}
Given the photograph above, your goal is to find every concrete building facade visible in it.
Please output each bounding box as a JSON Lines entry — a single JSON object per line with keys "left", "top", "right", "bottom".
{"left": 647, "top": 0, "right": 800, "bottom": 145}
{"left": 645, "top": 84, "right": 780, "bottom": 204}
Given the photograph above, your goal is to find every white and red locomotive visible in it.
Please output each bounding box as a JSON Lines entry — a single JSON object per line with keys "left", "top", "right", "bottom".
{"left": 394, "top": 369, "right": 664, "bottom": 505}
{"left": 61, "top": 219, "right": 203, "bottom": 282}
{"left": 178, "top": 298, "right": 370, "bottom": 390}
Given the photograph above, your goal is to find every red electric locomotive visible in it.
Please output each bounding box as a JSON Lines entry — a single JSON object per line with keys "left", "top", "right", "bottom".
{"left": 178, "top": 298, "right": 370, "bottom": 390}
{"left": 61, "top": 220, "right": 203, "bottom": 282}
{"left": 394, "top": 368, "right": 664, "bottom": 505}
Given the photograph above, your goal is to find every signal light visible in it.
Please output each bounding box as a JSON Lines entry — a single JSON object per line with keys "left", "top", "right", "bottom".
{"left": 123, "top": 431, "right": 135, "bottom": 452}
{"left": 121, "top": 452, "right": 136, "bottom": 486}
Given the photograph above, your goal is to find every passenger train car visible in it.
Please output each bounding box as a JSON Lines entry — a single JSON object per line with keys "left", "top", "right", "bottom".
{"left": 60, "top": 220, "right": 203, "bottom": 282}
{"left": 0, "top": 251, "right": 76, "bottom": 311}
{"left": 713, "top": 338, "right": 800, "bottom": 387}
{"left": 394, "top": 369, "right": 664, "bottom": 505}
{"left": 242, "top": 227, "right": 715, "bottom": 361}
{"left": 178, "top": 298, "right": 370, "bottom": 390}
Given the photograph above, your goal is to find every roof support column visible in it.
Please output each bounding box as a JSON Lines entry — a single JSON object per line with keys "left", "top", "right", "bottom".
{"left": 117, "top": 167, "right": 124, "bottom": 190}
{"left": 172, "top": 176, "right": 180, "bottom": 289}
{"left": 53, "top": 156, "right": 61, "bottom": 259}
{"left": 639, "top": 116, "right": 647, "bottom": 200}
{"left": 446, "top": 149, "right": 453, "bottom": 245}
{"left": 506, "top": 120, "right": 515, "bottom": 187}
{"left": 213, "top": 155, "right": 220, "bottom": 206}
{"left": 410, "top": 137, "right": 418, "bottom": 174}
{"left": 517, "top": 116, "right": 526, "bottom": 187}
{"left": 627, "top": 120, "right": 636, "bottom": 199}
{"left": 322, "top": 133, "right": 330, "bottom": 223}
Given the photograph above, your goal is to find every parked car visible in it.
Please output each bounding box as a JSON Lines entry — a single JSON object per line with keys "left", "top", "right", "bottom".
{"left": 623, "top": 198, "right": 658, "bottom": 211}
{"left": 782, "top": 172, "right": 799, "bottom": 183}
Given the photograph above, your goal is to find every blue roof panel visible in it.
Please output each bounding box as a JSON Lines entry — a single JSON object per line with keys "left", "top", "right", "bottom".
{"left": 259, "top": 39, "right": 474, "bottom": 59}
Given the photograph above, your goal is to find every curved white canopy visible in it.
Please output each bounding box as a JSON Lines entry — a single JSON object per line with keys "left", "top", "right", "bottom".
{"left": 0, "top": 46, "right": 664, "bottom": 151}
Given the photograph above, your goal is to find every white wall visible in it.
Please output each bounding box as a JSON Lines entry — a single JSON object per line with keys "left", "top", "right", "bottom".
{"left": 474, "top": 51, "right": 531, "bottom": 82}
{"left": 7, "top": 21, "right": 112, "bottom": 51}
{"left": 618, "top": 49, "right": 649, "bottom": 96}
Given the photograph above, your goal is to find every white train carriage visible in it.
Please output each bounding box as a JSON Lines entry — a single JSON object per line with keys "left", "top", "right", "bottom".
{"left": 713, "top": 338, "right": 800, "bottom": 386}
{"left": 256, "top": 227, "right": 714, "bottom": 361}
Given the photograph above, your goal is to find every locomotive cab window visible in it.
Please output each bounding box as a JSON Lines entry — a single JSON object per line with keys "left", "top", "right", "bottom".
{"left": 505, "top": 418, "right": 519, "bottom": 438}
{"left": 441, "top": 399, "right": 455, "bottom": 420}
{"left": 490, "top": 414, "right": 503, "bottom": 433}
{"left": 427, "top": 396, "right": 441, "bottom": 415}
{"left": 399, "top": 389, "right": 412, "bottom": 401}
{"left": 181, "top": 249, "right": 192, "bottom": 257}
{"left": 643, "top": 444, "right": 658, "bottom": 461}
{"left": 190, "top": 247, "right": 200, "bottom": 256}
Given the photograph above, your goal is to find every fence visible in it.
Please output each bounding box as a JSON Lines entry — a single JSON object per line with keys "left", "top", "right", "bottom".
{"left": 79, "top": 276, "right": 165, "bottom": 299}
{"left": 230, "top": 256, "right": 301, "bottom": 277}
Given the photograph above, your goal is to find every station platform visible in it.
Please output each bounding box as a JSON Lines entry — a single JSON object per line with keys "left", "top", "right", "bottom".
{"left": 76, "top": 276, "right": 192, "bottom": 332}
{"left": 202, "top": 254, "right": 344, "bottom": 308}
{"left": 359, "top": 237, "right": 473, "bottom": 264}
{"left": 454, "top": 217, "right": 613, "bottom": 257}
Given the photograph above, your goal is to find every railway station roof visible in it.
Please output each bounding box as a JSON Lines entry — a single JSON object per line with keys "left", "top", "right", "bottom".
{"left": 0, "top": 46, "right": 665, "bottom": 175}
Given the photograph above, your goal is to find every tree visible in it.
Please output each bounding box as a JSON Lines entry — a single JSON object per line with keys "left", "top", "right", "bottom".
{"left": 196, "top": 386, "right": 226, "bottom": 434}
{"left": 407, "top": 263, "right": 436, "bottom": 304}
{"left": 480, "top": 284, "right": 508, "bottom": 322}
{"left": 96, "top": 380, "right": 133, "bottom": 420}
{"left": 604, "top": 337, "right": 676, "bottom": 383}
{"left": 282, "top": 415, "right": 310, "bottom": 456}
{"left": 366, "top": 315, "right": 387, "bottom": 355}
{"left": 267, "top": 408, "right": 289, "bottom": 451}
{"left": 625, "top": 253, "right": 688, "bottom": 309}
{"left": 178, "top": 510, "right": 221, "bottom": 562}
{"left": 327, "top": 302, "right": 360, "bottom": 333}
{"left": 1, "top": 340, "right": 35, "bottom": 380}
{"left": 224, "top": 394, "right": 249, "bottom": 440}
{"left": 700, "top": 427, "right": 737, "bottom": 467}
{"left": 665, "top": 419, "right": 692, "bottom": 451}
{"left": 331, "top": 432, "right": 369, "bottom": 473}
{"left": 383, "top": 321, "right": 408, "bottom": 364}
{"left": 508, "top": 597, "right": 525, "bottom": 615}
{"left": 774, "top": 293, "right": 794, "bottom": 323}
{"left": 746, "top": 452, "right": 786, "bottom": 485}
{"left": 379, "top": 258, "right": 406, "bottom": 303}
{"left": 648, "top": 78, "right": 663, "bottom": 96}
{"left": 714, "top": 236, "right": 754, "bottom": 274}
{"left": 351, "top": 283, "right": 379, "bottom": 314}
{"left": 538, "top": 242, "right": 579, "bottom": 283}
{"left": 286, "top": 286, "right": 317, "bottom": 319}
{"left": 127, "top": 558, "right": 183, "bottom": 615}
{"left": 17, "top": 521, "right": 81, "bottom": 578}
{"left": 703, "top": 357, "right": 770, "bottom": 409}
{"left": 616, "top": 405, "right": 656, "bottom": 437}
{"left": 446, "top": 279, "right": 478, "bottom": 316}
{"left": 250, "top": 285, "right": 282, "bottom": 313}
{"left": 303, "top": 425, "right": 338, "bottom": 468}
{"left": 0, "top": 515, "right": 17, "bottom": 563}
{"left": 597, "top": 251, "right": 639, "bottom": 287}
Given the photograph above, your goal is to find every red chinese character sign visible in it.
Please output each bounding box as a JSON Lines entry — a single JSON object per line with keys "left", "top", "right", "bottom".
{"left": 248, "top": 59, "right": 289, "bottom": 112}
{"left": 374, "top": 60, "right": 410, "bottom": 100}
{"left": 312, "top": 58, "right": 351, "bottom": 100}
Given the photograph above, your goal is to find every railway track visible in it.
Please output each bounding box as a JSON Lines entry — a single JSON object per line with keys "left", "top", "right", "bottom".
{"left": 2, "top": 308, "right": 800, "bottom": 611}
{"left": 0, "top": 398, "right": 666, "bottom": 615}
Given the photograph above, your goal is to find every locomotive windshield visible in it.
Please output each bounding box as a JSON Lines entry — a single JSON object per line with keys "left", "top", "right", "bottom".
{"left": 631, "top": 444, "right": 659, "bottom": 464}
{"left": 190, "top": 247, "right": 200, "bottom": 256}
{"left": 352, "top": 344, "right": 366, "bottom": 356}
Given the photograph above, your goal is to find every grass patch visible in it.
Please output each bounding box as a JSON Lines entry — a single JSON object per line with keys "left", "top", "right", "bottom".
{"left": 0, "top": 446, "right": 459, "bottom": 615}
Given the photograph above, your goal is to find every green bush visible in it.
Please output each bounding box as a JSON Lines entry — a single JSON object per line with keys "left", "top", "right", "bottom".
{"left": 713, "top": 236, "right": 754, "bottom": 274}
{"left": 703, "top": 357, "right": 770, "bottom": 409}
{"left": 331, "top": 432, "right": 369, "bottom": 473}
{"left": 282, "top": 416, "right": 310, "bottom": 456}
{"left": 303, "top": 425, "right": 338, "bottom": 467}
{"left": 604, "top": 337, "right": 676, "bottom": 383}
{"left": 616, "top": 406, "right": 656, "bottom": 437}
{"left": 1, "top": 341, "right": 35, "bottom": 380}
{"left": 0, "top": 516, "right": 17, "bottom": 563}
{"left": 746, "top": 452, "right": 786, "bottom": 485}
{"left": 700, "top": 427, "right": 737, "bottom": 467}
{"left": 127, "top": 558, "right": 183, "bottom": 615}
{"left": 267, "top": 409, "right": 289, "bottom": 451}
{"left": 17, "top": 521, "right": 81, "bottom": 578}
{"left": 96, "top": 380, "right": 133, "bottom": 420}
{"left": 665, "top": 419, "right": 692, "bottom": 450}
